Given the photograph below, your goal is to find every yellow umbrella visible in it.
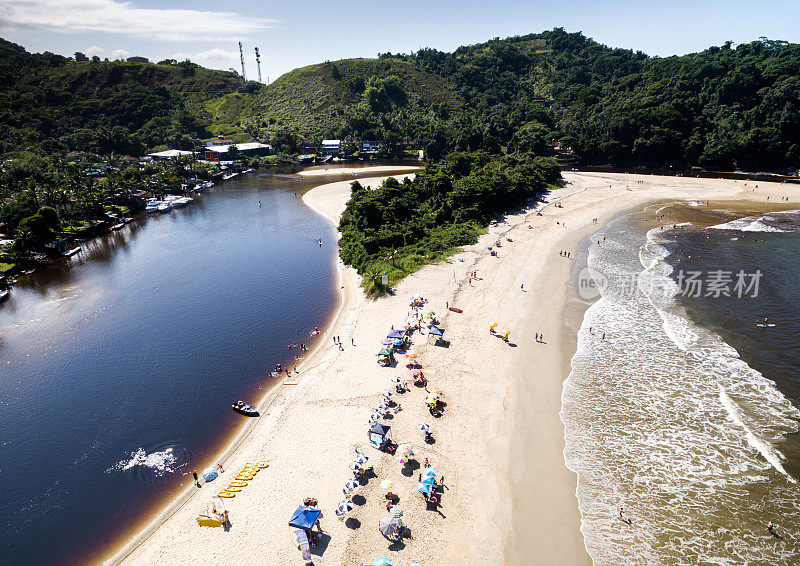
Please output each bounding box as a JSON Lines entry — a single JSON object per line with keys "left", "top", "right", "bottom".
{"left": 503, "top": 329, "right": 511, "bottom": 337}
{"left": 490, "top": 321, "right": 498, "bottom": 328}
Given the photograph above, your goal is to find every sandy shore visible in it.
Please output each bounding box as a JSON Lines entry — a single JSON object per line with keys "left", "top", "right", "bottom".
{"left": 297, "top": 165, "right": 423, "bottom": 177}
{"left": 107, "top": 171, "right": 798, "bottom": 566}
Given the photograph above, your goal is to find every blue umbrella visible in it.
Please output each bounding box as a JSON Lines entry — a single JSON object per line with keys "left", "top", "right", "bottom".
{"left": 375, "top": 557, "right": 393, "bottom": 566}
{"left": 417, "top": 482, "right": 431, "bottom": 494}
{"left": 392, "top": 338, "right": 404, "bottom": 346}
{"left": 202, "top": 467, "right": 218, "bottom": 482}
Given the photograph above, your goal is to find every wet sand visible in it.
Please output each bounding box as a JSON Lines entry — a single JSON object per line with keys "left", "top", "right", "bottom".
{"left": 107, "top": 172, "right": 799, "bottom": 565}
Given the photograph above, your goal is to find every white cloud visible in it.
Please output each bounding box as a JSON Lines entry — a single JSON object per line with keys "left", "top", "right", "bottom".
{"left": 111, "top": 48, "right": 129, "bottom": 60}
{"left": 85, "top": 45, "right": 104, "bottom": 56}
{"left": 172, "top": 48, "right": 239, "bottom": 64}
{"left": 0, "top": 0, "right": 276, "bottom": 41}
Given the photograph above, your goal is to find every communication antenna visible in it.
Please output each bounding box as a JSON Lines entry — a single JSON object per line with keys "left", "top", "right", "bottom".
{"left": 254, "top": 47, "right": 262, "bottom": 83}
{"left": 238, "top": 42, "right": 247, "bottom": 81}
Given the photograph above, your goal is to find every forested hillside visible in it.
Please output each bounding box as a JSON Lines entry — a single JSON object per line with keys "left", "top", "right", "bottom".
{"left": 246, "top": 29, "right": 800, "bottom": 170}
{"left": 0, "top": 38, "right": 261, "bottom": 156}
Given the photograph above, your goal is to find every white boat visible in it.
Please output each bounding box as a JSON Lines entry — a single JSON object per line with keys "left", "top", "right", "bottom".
{"left": 243, "top": 168, "right": 255, "bottom": 173}
{"left": 63, "top": 247, "right": 81, "bottom": 257}
{"left": 145, "top": 200, "right": 161, "bottom": 213}
{"left": 172, "top": 197, "right": 193, "bottom": 207}
{"left": 157, "top": 202, "right": 172, "bottom": 213}
{"left": 0, "top": 290, "right": 9, "bottom": 304}
{"left": 222, "top": 172, "right": 239, "bottom": 180}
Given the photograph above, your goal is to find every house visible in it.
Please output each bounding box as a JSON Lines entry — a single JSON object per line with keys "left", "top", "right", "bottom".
{"left": 147, "top": 149, "right": 194, "bottom": 160}
{"left": 320, "top": 140, "right": 341, "bottom": 156}
{"left": 202, "top": 142, "right": 272, "bottom": 162}
{"left": 360, "top": 140, "right": 385, "bottom": 157}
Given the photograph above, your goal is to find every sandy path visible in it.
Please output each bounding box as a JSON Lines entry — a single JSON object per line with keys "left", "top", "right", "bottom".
{"left": 107, "top": 171, "right": 798, "bottom": 566}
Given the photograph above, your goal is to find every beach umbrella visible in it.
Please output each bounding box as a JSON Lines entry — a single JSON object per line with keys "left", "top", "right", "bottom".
{"left": 381, "top": 338, "right": 393, "bottom": 345}
{"left": 378, "top": 517, "right": 398, "bottom": 538}
{"left": 418, "top": 423, "right": 431, "bottom": 432}
{"left": 337, "top": 499, "right": 355, "bottom": 515}
{"left": 487, "top": 246, "right": 492, "bottom": 250}
{"left": 425, "top": 395, "right": 437, "bottom": 405}
{"left": 397, "top": 443, "right": 414, "bottom": 457}
{"left": 354, "top": 453, "right": 369, "bottom": 464}
{"left": 201, "top": 467, "right": 218, "bottom": 482}
{"left": 375, "top": 556, "right": 393, "bottom": 566}
{"left": 382, "top": 390, "right": 393, "bottom": 398}
{"left": 392, "top": 338, "right": 404, "bottom": 346}
{"left": 349, "top": 461, "right": 363, "bottom": 471}
{"left": 429, "top": 326, "right": 444, "bottom": 336}
{"left": 376, "top": 347, "right": 393, "bottom": 356}
{"left": 344, "top": 478, "right": 360, "bottom": 492}
{"left": 370, "top": 411, "right": 384, "bottom": 421}
{"left": 390, "top": 376, "right": 401, "bottom": 383}
{"left": 424, "top": 467, "right": 438, "bottom": 477}
{"left": 490, "top": 321, "right": 498, "bottom": 328}
{"left": 417, "top": 482, "right": 431, "bottom": 495}
{"left": 503, "top": 329, "right": 511, "bottom": 337}
{"left": 380, "top": 479, "right": 394, "bottom": 491}
{"left": 405, "top": 353, "right": 418, "bottom": 360}
{"left": 389, "top": 507, "right": 404, "bottom": 518}
{"left": 378, "top": 401, "right": 390, "bottom": 410}
{"left": 410, "top": 369, "right": 422, "bottom": 377}
{"left": 396, "top": 455, "right": 409, "bottom": 464}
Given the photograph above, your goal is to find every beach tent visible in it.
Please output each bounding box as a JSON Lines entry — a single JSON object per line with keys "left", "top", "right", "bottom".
{"left": 387, "top": 329, "right": 406, "bottom": 340}
{"left": 289, "top": 505, "right": 322, "bottom": 531}
{"left": 429, "top": 326, "right": 445, "bottom": 337}
{"left": 369, "top": 423, "right": 391, "bottom": 448}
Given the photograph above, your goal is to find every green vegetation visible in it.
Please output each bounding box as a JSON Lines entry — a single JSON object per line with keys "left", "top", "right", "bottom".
{"left": 244, "top": 29, "right": 800, "bottom": 170}
{"left": 0, "top": 38, "right": 262, "bottom": 156}
{"left": 338, "top": 152, "right": 561, "bottom": 294}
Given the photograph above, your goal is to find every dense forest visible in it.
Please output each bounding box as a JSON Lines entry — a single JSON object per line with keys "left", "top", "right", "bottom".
{"left": 338, "top": 151, "right": 561, "bottom": 293}
{"left": 244, "top": 29, "right": 800, "bottom": 171}
{"left": 2, "top": 30, "right": 800, "bottom": 170}
{"left": 0, "top": 38, "right": 259, "bottom": 156}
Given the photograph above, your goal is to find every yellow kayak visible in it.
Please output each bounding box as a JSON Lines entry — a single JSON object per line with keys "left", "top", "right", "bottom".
{"left": 217, "top": 491, "right": 235, "bottom": 498}
{"left": 257, "top": 462, "right": 270, "bottom": 468}
{"left": 236, "top": 475, "right": 254, "bottom": 481}
{"left": 228, "top": 481, "right": 248, "bottom": 487}
{"left": 225, "top": 486, "right": 242, "bottom": 492}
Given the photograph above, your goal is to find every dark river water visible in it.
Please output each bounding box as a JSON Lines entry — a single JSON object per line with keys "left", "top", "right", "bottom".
{"left": 0, "top": 169, "right": 351, "bottom": 565}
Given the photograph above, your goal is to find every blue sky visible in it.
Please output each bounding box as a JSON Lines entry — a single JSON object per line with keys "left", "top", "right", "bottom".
{"left": 1, "top": 0, "right": 799, "bottom": 82}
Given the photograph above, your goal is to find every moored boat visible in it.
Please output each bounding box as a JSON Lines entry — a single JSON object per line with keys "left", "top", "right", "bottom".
{"left": 63, "top": 247, "right": 81, "bottom": 257}
{"left": 232, "top": 401, "right": 259, "bottom": 416}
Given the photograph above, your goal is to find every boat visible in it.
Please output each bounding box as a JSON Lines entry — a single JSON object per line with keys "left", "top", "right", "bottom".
{"left": 0, "top": 290, "right": 9, "bottom": 304}
{"left": 222, "top": 172, "right": 239, "bottom": 180}
{"left": 63, "top": 247, "right": 81, "bottom": 257}
{"left": 232, "top": 401, "right": 259, "bottom": 417}
{"left": 110, "top": 222, "right": 125, "bottom": 231}
{"left": 145, "top": 200, "right": 161, "bottom": 213}
{"left": 172, "top": 197, "right": 193, "bottom": 207}
{"left": 243, "top": 167, "right": 255, "bottom": 173}
{"left": 157, "top": 202, "right": 172, "bottom": 213}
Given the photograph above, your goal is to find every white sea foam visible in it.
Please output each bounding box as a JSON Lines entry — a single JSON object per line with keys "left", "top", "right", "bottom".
{"left": 108, "top": 447, "right": 178, "bottom": 476}
{"left": 710, "top": 210, "right": 800, "bottom": 232}
{"left": 562, "top": 216, "right": 800, "bottom": 565}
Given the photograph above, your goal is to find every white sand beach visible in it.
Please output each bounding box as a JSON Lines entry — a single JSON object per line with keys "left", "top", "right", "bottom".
{"left": 297, "top": 165, "right": 423, "bottom": 177}
{"left": 106, "top": 171, "right": 798, "bottom": 566}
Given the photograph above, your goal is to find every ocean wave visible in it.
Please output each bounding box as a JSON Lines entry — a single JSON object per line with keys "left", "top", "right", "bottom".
{"left": 562, "top": 216, "right": 800, "bottom": 565}
{"left": 709, "top": 210, "right": 800, "bottom": 233}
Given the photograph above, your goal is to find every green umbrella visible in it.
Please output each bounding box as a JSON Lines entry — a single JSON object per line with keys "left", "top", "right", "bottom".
{"left": 377, "top": 347, "right": 393, "bottom": 356}
{"left": 389, "top": 507, "right": 404, "bottom": 518}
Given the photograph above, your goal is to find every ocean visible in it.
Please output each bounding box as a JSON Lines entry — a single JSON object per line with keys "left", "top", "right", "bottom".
{"left": 563, "top": 204, "right": 800, "bottom": 565}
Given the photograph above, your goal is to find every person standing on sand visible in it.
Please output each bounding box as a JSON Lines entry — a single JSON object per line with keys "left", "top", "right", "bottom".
{"left": 217, "top": 463, "right": 224, "bottom": 473}
{"left": 192, "top": 470, "right": 200, "bottom": 487}
{"left": 602, "top": 332, "right": 606, "bottom": 341}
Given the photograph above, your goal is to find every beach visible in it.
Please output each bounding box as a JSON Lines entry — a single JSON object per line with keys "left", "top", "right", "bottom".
{"left": 106, "top": 171, "right": 799, "bottom": 566}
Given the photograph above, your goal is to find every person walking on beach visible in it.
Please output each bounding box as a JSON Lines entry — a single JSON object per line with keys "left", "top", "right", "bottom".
{"left": 602, "top": 332, "right": 606, "bottom": 341}
{"left": 535, "top": 332, "right": 539, "bottom": 341}
{"left": 192, "top": 470, "right": 200, "bottom": 487}
{"left": 217, "top": 463, "right": 224, "bottom": 473}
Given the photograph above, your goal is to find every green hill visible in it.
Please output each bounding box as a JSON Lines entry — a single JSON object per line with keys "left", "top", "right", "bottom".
{"left": 0, "top": 38, "right": 262, "bottom": 156}
{"left": 242, "top": 29, "right": 800, "bottom": 170}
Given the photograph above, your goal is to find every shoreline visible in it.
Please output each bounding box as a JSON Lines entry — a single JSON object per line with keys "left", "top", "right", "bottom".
{"left": 106, "top": 172, "right": 798, "bottom": 566}
{"left": 101, "top": 172, "right": 415, "bottom": 566}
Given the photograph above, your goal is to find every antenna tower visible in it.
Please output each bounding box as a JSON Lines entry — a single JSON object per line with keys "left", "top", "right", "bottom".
{"left": 238, "top": 42, "right": 247, "bottom": 81}
{"left": 254, "top": 47, "right": 262, "bottom": 83}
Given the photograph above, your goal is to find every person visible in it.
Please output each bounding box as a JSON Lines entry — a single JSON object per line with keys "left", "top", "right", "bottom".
{"left": 535, "top": 332, "right": 539, "bottom": 341}
{"left": 258, "top": 200, "right": 261, "bottom": 207}
{"left": 521, "top": 283, "right": 524, "bottom": 291}
{"left": 217, "top": 463, "right": 225, "bottom": 473}
{"left": 767, "top": 521, "right": 775, "bottom": 534}
{"left": 193, "top": 470, "right": 200, "bottom": 487}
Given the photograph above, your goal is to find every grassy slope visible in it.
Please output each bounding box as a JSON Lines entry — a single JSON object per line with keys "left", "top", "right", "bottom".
{"left": 245, "top": 58, "right": 463, "bottom": 137}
